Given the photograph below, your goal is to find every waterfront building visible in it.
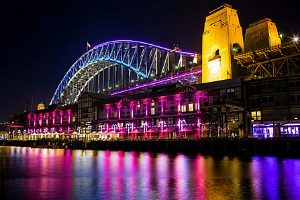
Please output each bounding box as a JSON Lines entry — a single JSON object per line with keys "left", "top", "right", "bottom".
{"left": 76, "top": 78, "right": 244, "bottom": 139}
{"left": 26, "top": 104, "right": 77, "bottom": 139}
{"left": 8, "top": 4, "right": 300, "bottom": 140}
{"left": 245, "top": 75, "right": 300, "bottom": 138}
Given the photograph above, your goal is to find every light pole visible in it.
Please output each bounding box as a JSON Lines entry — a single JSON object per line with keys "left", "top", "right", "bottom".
{"left": 112, "top": 124, "right": 117, "bottom": 134}
{"left": 99, "top": 125, "right": 104, "bottom": 140}
{"left": 126, "top": 122, "right": 131, "bottom": 139}
{"left": 159, "top": 120, "right": 166, "bottom": 138}
{"left": 177, "top": 119, "right": 186, "bottom": 138}
{"left": 142, "top": 121, "right": 148, "bottom": 138}
{"left": 112, "top": 124, "right": 118, "bottom": 139}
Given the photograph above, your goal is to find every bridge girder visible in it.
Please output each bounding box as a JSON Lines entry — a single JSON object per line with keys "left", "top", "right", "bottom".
{"left": 51, "top": 40, "right": 196, "bottom": 105}
{"left": 234, "top": 43, "right": 300, "bottom": 79}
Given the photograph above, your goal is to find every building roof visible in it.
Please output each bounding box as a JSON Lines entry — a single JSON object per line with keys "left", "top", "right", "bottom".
{"left": 194, "top": 78, "right": 242, "bottom": 90}
{"left": 80, "top": 79, "right": 243, "bottom": 105}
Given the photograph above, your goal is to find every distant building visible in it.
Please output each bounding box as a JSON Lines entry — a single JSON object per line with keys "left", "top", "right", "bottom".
{"left": 37, "top": 102, "right": 45, "bottom": 110}
{"left": 9, "top": 4, "right": 300, "bottom": 140}
{"left": 245, "top": 75, "right": 300, "bottom": 137}
{"left": 26, "top": 104, "right": 77, "bottom": 139}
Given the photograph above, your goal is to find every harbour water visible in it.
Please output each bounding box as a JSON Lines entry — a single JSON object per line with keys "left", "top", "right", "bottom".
{"left": 1, "top": 146, "right": 300, "bottom": 200}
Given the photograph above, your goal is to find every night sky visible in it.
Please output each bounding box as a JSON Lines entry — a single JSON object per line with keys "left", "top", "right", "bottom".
{"left": 0, "top": 0, "right": 299, "bottom": 122}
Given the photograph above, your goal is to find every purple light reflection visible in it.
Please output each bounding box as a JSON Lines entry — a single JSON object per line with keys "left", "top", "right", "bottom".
{"left": 2, "top": 147, "right": 300, "bottom": 199}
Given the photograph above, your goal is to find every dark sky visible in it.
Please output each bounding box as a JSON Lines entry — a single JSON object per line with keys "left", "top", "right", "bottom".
{"left": 0, "top": 0, "right": 299, "bottom": 121}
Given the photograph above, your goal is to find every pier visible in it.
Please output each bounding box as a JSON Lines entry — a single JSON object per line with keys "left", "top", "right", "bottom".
{"left": 2, "top": 138, "right": 300, "bottom": 157}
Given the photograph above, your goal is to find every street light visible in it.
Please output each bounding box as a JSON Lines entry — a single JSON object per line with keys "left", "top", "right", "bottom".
{"left": 293, "top": 36, "right": 299, "bottom": 43}
{"left": 158, "top": 120, "right": 166, "bottom": 138}
{"left": 112, "top": 124, "right": 118, "bottom": 134}
{"left": 99, "top": 125, "right": 104, "bottom": 133}
{"left": 125, "top": 122, "right": 131, "bottom": 139}
{"left": 279, "top": 33, "right": 284, "bottom": 40}
{"left": 177, "top": 119, "right": 186, "bottom": 138}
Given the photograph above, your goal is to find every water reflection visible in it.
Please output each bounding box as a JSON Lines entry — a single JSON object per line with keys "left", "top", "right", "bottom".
{"left": 1, "top": 146, "right": 300, "bottom": 200}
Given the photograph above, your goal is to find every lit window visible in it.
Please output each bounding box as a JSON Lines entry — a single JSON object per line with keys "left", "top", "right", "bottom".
{"left": 226, "top": 88, "right": 235, "bottom": 94}
{"left": 188, "top": 103, "right": 194, "bottom": 112}
{"left": 181, "top": 105, "right": 186, "bottom": 112}
{"left": 151, "top": 108, "right": 155, "bottom": 115}
{"left": 151, "top": 101, "right": 155, "bottom": 107}
{"left": 257, "top": 111, "right": 261, "bottom": 120}
{"left": 251, "top": 111, "right": 261, "bottom": 121}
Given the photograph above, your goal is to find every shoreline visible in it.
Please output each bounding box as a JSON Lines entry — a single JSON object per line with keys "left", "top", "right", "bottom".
{"left": 1, "top": 138, "right": 300, "bottom": 157}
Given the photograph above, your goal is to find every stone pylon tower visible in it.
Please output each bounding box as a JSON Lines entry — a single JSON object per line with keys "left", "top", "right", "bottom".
{"left": 244, "top": 18, "right": 281, "bottom": 52}
{"left": 202, "top": 4, "right": 244, "bottom": 83}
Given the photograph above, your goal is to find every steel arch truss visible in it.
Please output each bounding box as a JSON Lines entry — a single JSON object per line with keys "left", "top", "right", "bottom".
{"left": 235, "top": 43, "right": 300, "bottom": 79}
{"left": 50, "top": 40, "right": 196, "bottom": 105}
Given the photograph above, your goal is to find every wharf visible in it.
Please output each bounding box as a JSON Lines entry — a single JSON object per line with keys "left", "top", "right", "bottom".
{"left": 1, "top": 138, "right": 300, "bottom": 157}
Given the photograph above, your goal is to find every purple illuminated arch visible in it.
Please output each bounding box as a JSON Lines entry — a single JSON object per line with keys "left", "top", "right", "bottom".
{"left": 50, "top": 40, "right": 196, "bottom": 105}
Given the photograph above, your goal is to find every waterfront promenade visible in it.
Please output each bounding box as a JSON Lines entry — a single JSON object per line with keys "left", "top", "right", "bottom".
{"left": 1, "top": 138, "right": 300, "bottom": 157}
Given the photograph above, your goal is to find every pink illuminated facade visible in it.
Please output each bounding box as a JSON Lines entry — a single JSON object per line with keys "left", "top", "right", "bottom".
{"left": 77, "top": 78, "right": 247, "bottom": 139}
{"left": 26, "top": 104, "right": 77, "bottom": 135}
{"left": 78, "top": 85, "right": 210, "bottom": 139}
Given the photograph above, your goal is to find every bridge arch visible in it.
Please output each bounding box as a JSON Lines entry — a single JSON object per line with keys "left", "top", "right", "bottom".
{"left": 50, "top": 40, "right": 196, "bottom": 105}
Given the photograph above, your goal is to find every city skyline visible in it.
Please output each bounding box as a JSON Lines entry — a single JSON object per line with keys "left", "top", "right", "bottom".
{"left": 0, "top": 0, "right": 299, "bottom": 121}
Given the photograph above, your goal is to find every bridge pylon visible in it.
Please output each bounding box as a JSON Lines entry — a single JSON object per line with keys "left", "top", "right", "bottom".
{"left": 202, "top": 4, "right": 244, "bottom": 83}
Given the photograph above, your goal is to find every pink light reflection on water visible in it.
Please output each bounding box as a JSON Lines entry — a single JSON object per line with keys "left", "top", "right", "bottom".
{"left": 2, "top": 147, "right": 300, "bottom": 200}
{"left": 156, "top": 153, "right": 170, "bottom": 200}
{"left": 137, "top": 152, "right": 152, "bottom": 200}
{"left": 174, "top": 153, "right": 193, "bottom": 199}
{"left": 19, "top": 148, "right": 72, "bottom": 200}
{"left": 193, "top": 155, "right": 207, "bottom": 200}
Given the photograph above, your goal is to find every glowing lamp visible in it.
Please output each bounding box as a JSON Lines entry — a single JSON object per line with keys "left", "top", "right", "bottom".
{"left": 279, "top": 33, "right": 283, "bottom": 39}
{"left": 293, "top": 36, "right": 299, "bottom": 43}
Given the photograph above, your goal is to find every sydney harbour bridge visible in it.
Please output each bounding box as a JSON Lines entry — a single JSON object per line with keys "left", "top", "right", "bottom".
{"left": 50, "top": 40, "right": 199, "bottom": 105}
{"left": 50, "top": 38, "right": 300, "bottom": 106}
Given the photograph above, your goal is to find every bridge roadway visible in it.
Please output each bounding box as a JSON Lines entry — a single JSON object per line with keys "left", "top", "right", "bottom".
{"left": 51, "top": 40, "right": 199, "bottom": 105}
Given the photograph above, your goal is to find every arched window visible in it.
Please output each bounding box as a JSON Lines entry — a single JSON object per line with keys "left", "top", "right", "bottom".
{"left": 232, "top": 43, "right": 242, "bottom": 55}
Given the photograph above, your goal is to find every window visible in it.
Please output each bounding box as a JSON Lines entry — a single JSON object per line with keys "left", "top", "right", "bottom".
{"left": 181, "top": 105, "right": 187, "bottom": 112}
{"left": 232, "top": 43, "right": 242, "bottom": 55}
{"left": 229, "top": 113, "right": 239, "bottom": 121}
{"left": 188, "top": 103, "right": 194, "bottom": 112}
{"left": 226, "top": 88, "right": 235, "bottom": 94}
{"left": 151, "top": 101, "right": 155, "bottom": 107}
{"left": 151, "top": 108, "right": 155, "bottom": 115}
{"left": 251, "top": 111, "right": 261, "bottom": 121}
